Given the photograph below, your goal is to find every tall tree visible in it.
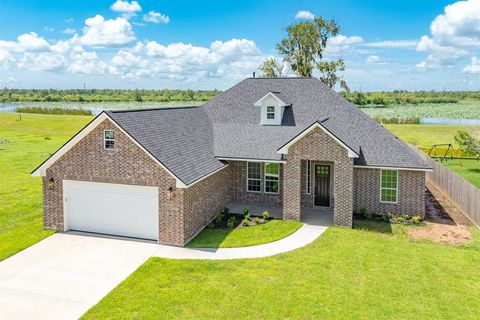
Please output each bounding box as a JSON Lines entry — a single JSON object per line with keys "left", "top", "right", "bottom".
{"left": 259, "top": 57, "right": 283, "bottom": 77}
{"left": 276, "top": 16, "right": 348, "bottom": 90}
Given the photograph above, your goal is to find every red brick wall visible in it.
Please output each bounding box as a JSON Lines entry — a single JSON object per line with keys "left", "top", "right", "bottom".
{"left": 353, "top": 168, "right": 425, "bottom": 217}
{"left": 43, "top": 118, "right": 185, "bottom": 245}
{"left": 230, "top": 161, "right": 283, "bottom": 205}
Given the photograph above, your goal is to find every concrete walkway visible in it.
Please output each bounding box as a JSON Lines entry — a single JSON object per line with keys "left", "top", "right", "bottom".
{"left": 152, "top": 211, "right": 331, "bottom": 260}
{"left": 0, "top": 211, "right": 331, "bottom": 319}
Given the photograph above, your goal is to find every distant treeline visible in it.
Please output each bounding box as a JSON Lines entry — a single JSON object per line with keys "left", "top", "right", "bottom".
{"left": 342, "top": 91, "right": 480, "bottom": 106}
{"left": 0, "top": 89, "right": 222, "bottom": 102}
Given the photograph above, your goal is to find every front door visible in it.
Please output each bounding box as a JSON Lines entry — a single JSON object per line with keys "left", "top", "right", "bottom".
{"left": 314, "top": 164, "right": 330, "bottom": 206}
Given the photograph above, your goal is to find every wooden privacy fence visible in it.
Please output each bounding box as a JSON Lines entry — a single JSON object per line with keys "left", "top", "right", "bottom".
{"left": 412, "top": 146, "right": 480, "bottom": 227}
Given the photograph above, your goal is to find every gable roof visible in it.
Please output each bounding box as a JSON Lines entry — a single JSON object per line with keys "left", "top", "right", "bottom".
{"left": 105, "top": 107, "right": 226, "bottom": 186}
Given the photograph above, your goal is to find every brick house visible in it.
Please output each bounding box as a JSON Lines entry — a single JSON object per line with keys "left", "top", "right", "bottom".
{"left": 32, "top": 77, "right": 431, "bottom": 246}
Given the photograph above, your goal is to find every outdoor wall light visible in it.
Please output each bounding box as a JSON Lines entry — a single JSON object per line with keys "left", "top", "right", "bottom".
{"left": 167, "top": 187, "right": 175, "bottom": 200}
{"left": 47, "top": 177, "right": 55, "bottom": 190}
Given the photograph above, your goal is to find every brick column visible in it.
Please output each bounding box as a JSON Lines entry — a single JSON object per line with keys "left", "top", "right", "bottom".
{"left": 283, "top": 158, "right": 301, "bottom": 220}
{"left": 333, "top": 159, "right": 354, "bottom": 227}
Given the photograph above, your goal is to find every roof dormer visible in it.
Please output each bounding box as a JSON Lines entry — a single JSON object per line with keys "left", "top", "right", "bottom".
{"left": 254, "top": 91, "right": 291, "bottom": 126}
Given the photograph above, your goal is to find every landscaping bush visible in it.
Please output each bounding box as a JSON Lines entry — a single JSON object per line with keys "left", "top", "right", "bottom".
{"left": 222, "top": 208, "right": 229, "bottom": 215}
{"left": 207, "top": 222, "right": 215, "bottom": 229}
{"left": 227, "top": 217, "right": 235, "bottom": 229}
{"left": 401, "top": 213, "right": 410, "bottom": 220}
{"left": 242, "top": 218, "right": 250, "bottom": 226}
{"left": 395, "top": 216, "right": 405, "bottom": 223}
{"left": 215, "top": 214, "right": 223, "bottom": 224}
{"left": 262, "top": 211, "right": 270, "bottom": 220}
{"left": 243, "top": 208, "right": 250, "bottom": 219}
{"left": 253, "top": 217, "right": 261, "bottom": 225}
{"left": 411, "top": 215, "right": 422, "bottom": 224}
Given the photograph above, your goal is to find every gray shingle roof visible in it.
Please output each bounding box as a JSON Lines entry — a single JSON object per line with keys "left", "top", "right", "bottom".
{"left": 203, "top": 77, "right": 430, "bottom": 169}
{"left": 106, "top": 107, "right": 225, "bottom": 186}
{"left": 106, "top": 77, "right": 430, "bottom": 185}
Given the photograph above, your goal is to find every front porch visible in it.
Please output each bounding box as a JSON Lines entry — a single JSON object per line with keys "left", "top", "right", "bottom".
{"left": 227, "top": 202, "right": 333, "bottom": 227}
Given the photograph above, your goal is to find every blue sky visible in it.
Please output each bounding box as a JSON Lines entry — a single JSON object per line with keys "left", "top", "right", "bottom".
{"left": 0, "top": 0, "right": 479, "bottom": 90}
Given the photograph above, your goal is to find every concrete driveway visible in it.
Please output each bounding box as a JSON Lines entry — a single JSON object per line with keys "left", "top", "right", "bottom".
{"left": 0, "top": 233, "right": 159, "bottom": 320}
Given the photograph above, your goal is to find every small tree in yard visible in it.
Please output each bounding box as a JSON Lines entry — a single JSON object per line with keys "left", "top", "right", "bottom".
{"left": 454, "top": 130, "right": 480, "bottom": 159}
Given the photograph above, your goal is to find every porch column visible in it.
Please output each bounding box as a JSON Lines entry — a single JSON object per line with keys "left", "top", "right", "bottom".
{"left": 333, "top": 158, "right": 354, "bottom": 227}
{"left": 283, "top": 158, "right": 301, "bottom": 220}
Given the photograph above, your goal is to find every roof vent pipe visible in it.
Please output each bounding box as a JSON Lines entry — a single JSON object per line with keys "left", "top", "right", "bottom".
{"left": 252, "top": 72, "right": 255, "bottom": 78}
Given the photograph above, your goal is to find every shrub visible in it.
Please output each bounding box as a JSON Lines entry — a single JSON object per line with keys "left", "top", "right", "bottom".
{"left": 222, "top": 208, "right": 229, "bottom": 215}
{"left": 412, "top": 215, "right": 422, "bottom": 224}
{"left": 207, "top": 222, "right": 215, "bottom": 229}
{"left": 262, "top": 211, "right": 270, "bottom": 220}
{"left": 386, "top": 211, "right": 393, "bottom": 219}
{"left": 395, "top": 216, "right": 405, "bottom": 223}
{"left": 360, "top": 208, "right": 368, "bottom": 217}
{"left": 253, "top": 217, "right": 261, "bottom": 224}
{"left": 227, "top": 217, "right": 235, "bottom": 228}
{"left": 401, "top": 213, "right": 410, "bottom": 220}
{"left": 242, "top": 218, "right": 250, "bottom": 226}
{"left": 215, "top": 214, "right": 223, "bottom": 224}
{"left": 243, "top": 208, "right": 250, "bottom": 218}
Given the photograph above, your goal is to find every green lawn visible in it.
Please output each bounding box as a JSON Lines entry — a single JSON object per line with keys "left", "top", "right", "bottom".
{"left": 442, "top": 159, "right": 480, "bottom": 188}
{"left": 84, "top": 221, "right": 480, "bottom": 319}
{"left": 0, "top": 112, "right": 92, "bottom": 260}
{"left": 187, "top": 219, "right": 303, "bottom": 248}
{"left": 384, "top": 124, "right": 477, "bottom": 148}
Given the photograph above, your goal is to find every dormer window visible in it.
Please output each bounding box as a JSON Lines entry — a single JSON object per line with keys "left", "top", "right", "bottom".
{"left": 254, "top": 91, "right": 291, "bottom": 126}
{"left": 266, "top": 106, "right": 275, "bottom": 119}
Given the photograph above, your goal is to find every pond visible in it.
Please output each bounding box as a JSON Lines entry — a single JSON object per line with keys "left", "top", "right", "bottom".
{"left": 0, "top": 101, "right": 204, "bottom": 115}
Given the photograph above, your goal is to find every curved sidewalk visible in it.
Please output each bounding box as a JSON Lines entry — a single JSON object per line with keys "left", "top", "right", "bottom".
{"left": 152, "top": 218, "right": 330, "bottom": 260}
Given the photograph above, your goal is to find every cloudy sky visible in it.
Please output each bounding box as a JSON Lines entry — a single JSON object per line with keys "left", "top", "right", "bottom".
{"left": 1, "top": 0, "right": 480, "bottom": 91}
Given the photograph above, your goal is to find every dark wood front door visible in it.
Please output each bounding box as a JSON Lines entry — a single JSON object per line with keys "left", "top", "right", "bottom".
{"left": 315, "top": 164, "right": 331, "bottom": 206}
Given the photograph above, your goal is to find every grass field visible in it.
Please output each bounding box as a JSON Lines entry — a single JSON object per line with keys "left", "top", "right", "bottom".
{"left": 186, "top": 220, "right": 303, "bottom": 248}
{"left": 442, "top": 159, "right": 480, "bottom": 188}
{"left": 84, "top": 221, "right": 480, "bottom": 319}
{"left": 0, "top": 112, "right": 91, "bottom": 260}
{"left": 383, "top": 124, "right": 477, "bottom": 148}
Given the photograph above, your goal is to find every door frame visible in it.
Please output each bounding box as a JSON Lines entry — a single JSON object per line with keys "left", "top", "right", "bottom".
{"left": 313, "top": 163, "right": 333, "bottom": 208}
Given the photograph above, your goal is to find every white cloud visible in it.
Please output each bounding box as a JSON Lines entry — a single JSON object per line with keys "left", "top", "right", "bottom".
{"left": 325, "top": 34, "right": 363, "bottom": 54}
{"left": 143, "top": 11, "right": 170, "bottom": 24}
{"left": 328, "top": 35, "right": 363, "bottom": 46}
{"left": 18, "top": 32, "right": 50, "bottom": 51}
{"left": 463, "top": 56, "right": 480, "bottom": 73}
{"left": 366, "top": 55, "right": 381, "bottom": 63}
{"left": 416, "top": 0, "right": 480, "bottom": 70}
{"left": 295, "top": 10, "right": 315, "bottom": 20}
{"left": 111, "top": 0, "right": 141, "bottom": 19}
{"left": 78, "top": 15, "right": 135, "bottom": 47}
{"left": 365, "top": 40, "right": 417, "bottom": 48}
{"left": 62, "top": 28, "right": 76, "bottom": 35}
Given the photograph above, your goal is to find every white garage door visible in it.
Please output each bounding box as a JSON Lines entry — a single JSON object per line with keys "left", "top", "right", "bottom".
{"left": 64, "top": 180, "right": 159, "bottom": 240}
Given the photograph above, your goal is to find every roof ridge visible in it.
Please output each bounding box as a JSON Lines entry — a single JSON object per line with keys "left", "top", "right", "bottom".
{"left": 107, "top": 106, "right": 199, "bottom": 113}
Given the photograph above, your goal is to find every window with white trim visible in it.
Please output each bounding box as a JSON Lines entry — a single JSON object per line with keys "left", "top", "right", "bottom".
{"left": 247, "top": 162, "right": 261, "bottom": 192}
{"left": 103, "top": 130, "right": 115, "bottom": 150}
{"left": 306, "top": 160, "right": 311, "bottom": 194}
{"left": 264, "top": 163, "right": 280, "bottom": 194}
{"left": 266, "top": 106, "right": 275, "bottom": 119}
{"left": 380, "top": 169, "right": 398, "bottom": 203}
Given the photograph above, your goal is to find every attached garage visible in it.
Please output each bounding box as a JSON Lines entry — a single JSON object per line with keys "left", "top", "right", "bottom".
{"left": 63, "top": 180, "right": 159, "bottom": 241}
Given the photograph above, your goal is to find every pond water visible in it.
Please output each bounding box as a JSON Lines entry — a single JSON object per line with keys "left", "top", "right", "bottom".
{"left": 420, "top": 118, "right": 480, "bottom": 125}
